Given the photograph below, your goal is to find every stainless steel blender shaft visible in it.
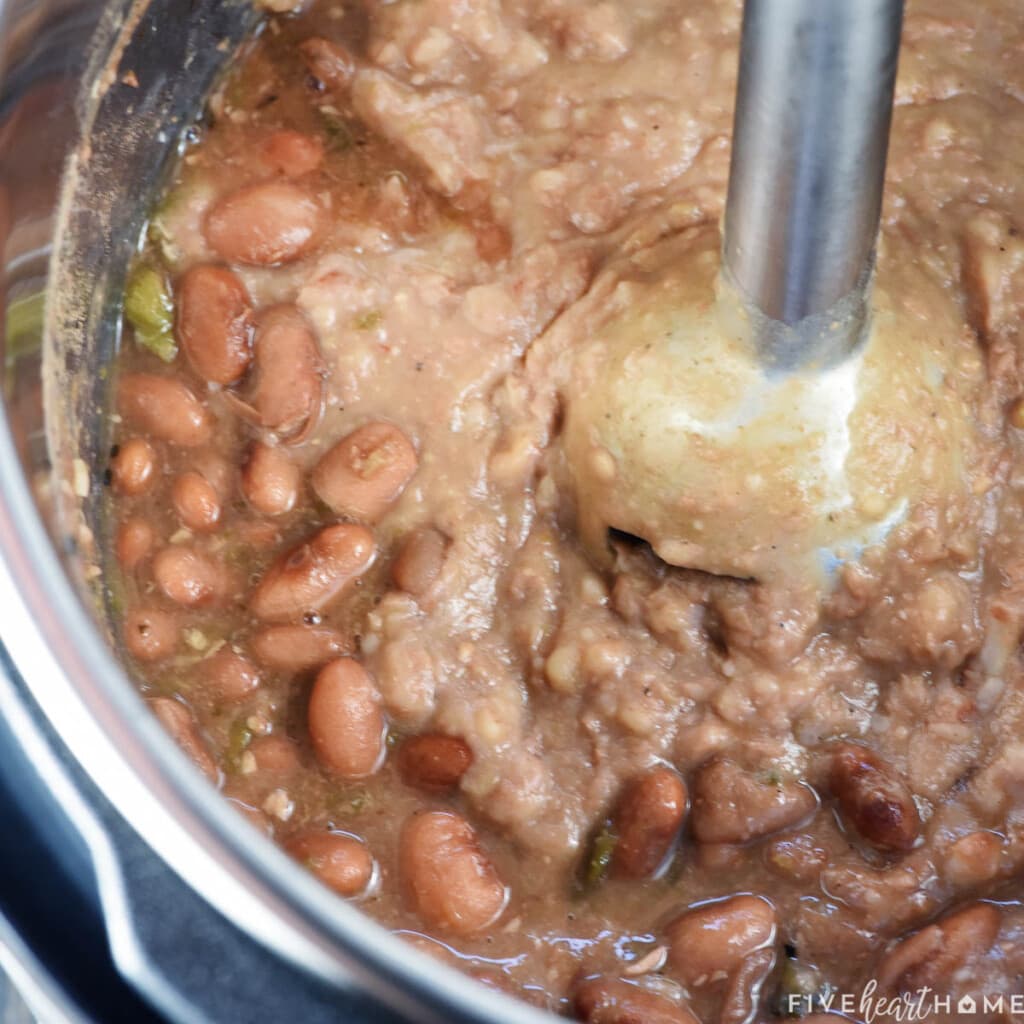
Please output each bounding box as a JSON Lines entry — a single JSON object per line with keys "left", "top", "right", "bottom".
{"left": 722, "top": 0, "right": 905, "bottom": 370}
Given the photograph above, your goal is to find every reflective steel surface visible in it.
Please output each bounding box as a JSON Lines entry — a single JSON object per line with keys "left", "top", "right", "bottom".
{"left": 0, "top": 2, "right": 553, "bottom": 1021}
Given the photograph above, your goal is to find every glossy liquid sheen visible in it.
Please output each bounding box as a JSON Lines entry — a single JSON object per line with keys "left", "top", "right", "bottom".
{"left": 106, "top": 0, "right": 1024, "bottom": 1020}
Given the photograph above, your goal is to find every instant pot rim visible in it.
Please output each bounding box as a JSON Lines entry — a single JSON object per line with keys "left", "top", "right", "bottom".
{"left": 0, "top": 0, "right": 558, "bottom": 1021}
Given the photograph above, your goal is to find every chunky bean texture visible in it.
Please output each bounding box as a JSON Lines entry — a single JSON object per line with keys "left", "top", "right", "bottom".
{"left": 106, "top": 0, "right": 1024, "bottom": 1017}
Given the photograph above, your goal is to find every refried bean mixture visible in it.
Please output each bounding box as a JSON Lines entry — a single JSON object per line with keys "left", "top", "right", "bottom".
{"left": 106, "top": 0, "right": 1024, "bottom": 1020}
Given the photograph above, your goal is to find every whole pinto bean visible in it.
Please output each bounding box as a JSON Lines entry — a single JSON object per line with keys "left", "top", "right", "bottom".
{"left": 248, "top": 305, "right": 325, "bottom": 444}
{"left": 153, "top": 546, "right": 226, "bottom": 607}
{"left": 399, "top": 810, "right": 508, "bottom": 936}
{"left": 118, "top": 373, "right": 211, "bottom": 446}
{"left": 829, "top": 742, "right": 921, "bottom": 852}
{"left": 287, "top": 829, "right": 375, "bottom": 898}
{"left": 690, "top": 757, "right": 818, "bottom": 845}
{"left": 391, "top": 527, "right": 448, "bottom": 600}
{"left": 115, "top": 517, "right": 156, "bottom": 570}
{"left": 177, "top": 264, "right": 254, "bottom": 384}
{"left": 398, "top": 734, "right": 473, "bottom": 793}
{"left": 312, "top": 421, "right": 418, "bottom": 522}
{"left": 612, "top": 766, "right": 687, "bottom": 879}
{"left": 665, "top": 894, "right": 777, "bottom": 988}
{"left": 172, "top": 471, "right": 222, "bottom": 533}
{"left": 150, "top": 696, "right": 218, "bottom": 782}
{"left": 200, "top": 648, "right": 260, "bottom": 705}
{"left": 308, "top": 658, "right": 386, "bottom": 779}
{"left": 241, "top": 441, "right": 300, "bottom": 516}
{"left": 574, "top": 976, "right": 700, "bottom": 1024}
{"left": 123, "top": 607, "right": 178, "bottom": 662}
{"left": 878, "top": 902, "right": 1001, "bottom": 994}
{"left": 250, "top": 624, "right": 348, "bottom": 672}
{"left": 110, "top": 437, "right": 157, "bottom": 495}
{"left": 250, "top": 523, "right": 376, "bottom": 622}
{"left": 204, "top": 181, "right": 325, "bottom": 266}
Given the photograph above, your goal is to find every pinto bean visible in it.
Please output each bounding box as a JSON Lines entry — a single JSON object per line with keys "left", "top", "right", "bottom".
{"left": 250, "top": 523, "right": 375, "bottom": 622}
{"left": 118, "top": 373, "right": 211, "bottom": 446}
{"left": 123, "top": 607, "right": 178, "bottom": 661}
{"left": 398, "top": 734, "right": 473, "bottom": 792}
{"left": 312, "top": 421, "right": 418, "bottom": 522}
{"left": 262, "top": 130, "right": 325, "bottom": 177}
{"left": 190, "top": 451, "right": 233, "bottom": 501}
{"left": 829, "top": 742, "right": 921, "bottom": 852}
{"left": 690, "top": 758, "right": 818, "bottom": 845}
{"left": 172, "top": 471, "right": 222, "bottom": 533}
{"left": 200, "top": 648, "right": 260, "bottom": 704}
{"left": 665, "top": 895, "right": 777, "bottom": 987}
{"left": 153, "top": 546, "right": 225, "bottom": 607}
{"left": 110, "top": 437, "right": 157, "bottom": 495}
{"left": 612, "top": 766, "right": 687, "bottom": 879}
{"left": 878, "top": 902, "right": 1001, "bottom": 994}
{"left": 250, "top": 624, "right": 348, "bottom": 672}
{"left": 115, "top": 517, "right": 156, "bottom": 570}
{"left": 287, "top": 829, "right": 374, "bottom": 897}
{"left": 391, "top": 527, "right": 448, "bottom": 599}
{"left": 248, "top": 734, "right": 301, "bottom": 775}
{"left": 241, "top": 441, "right": 300, "bottom": 516}
{"left": 176, "top": 265, "right": 254, "bottom": 384}
{"left": 204, "top": 181, "right": 324, "bottom": 266}
{"left": 150, "top": 696, "right": 218, "bottom": 781}
{"left": 719, "top": 948, "right": 775, "bottom": 1024}
{"left": 250, "top": 305, "right": 325, "bottom": 443}
{"left": 574, "top": 976, "right": 700, "bottom": 1024}
{"left": 400, "top": 810, "right": 508, "bottom": 935}
{"left": 308, "top": 658, "right": 386, "bottom": 778}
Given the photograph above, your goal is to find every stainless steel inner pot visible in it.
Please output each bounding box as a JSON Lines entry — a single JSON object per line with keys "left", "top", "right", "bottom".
{"left": 0, "top": 2, "right": 552, "bottom": 1020}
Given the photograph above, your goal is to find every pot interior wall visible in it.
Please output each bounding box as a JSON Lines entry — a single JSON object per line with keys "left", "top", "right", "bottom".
{"left": 42, "top": 0, "right": 258, "bottom": 637}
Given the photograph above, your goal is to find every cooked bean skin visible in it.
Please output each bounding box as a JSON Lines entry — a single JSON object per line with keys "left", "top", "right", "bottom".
{"left": 171, "top": 471, "right": 222, "bottom": 533}
{"left": 110, "top": 437, "right": 157, "bottom": 495}
{"left": 250, "top": 624, "right": 348, "bottom": 672}
{"left": 241, "top": 441, "right": 300, "bottom": 516}
{"left": 398, "top": 734, "right": 473, "bottom": 792}
{"left": 287, "top": 829, "right": 375, "bottom": 897}
{"left": 248, "top": 734, "right": 301, "bottom": 775}
{"left": 153, "top": 546, "right": 225, "bottom": 607}
{"left": 391, "top": 527, "right": 448, "bottom": 599}
{"left": 719, "top": 947, "right": 774, "bottom": 1024}
{"left": 250, "top": 305, "right": 325, "bottom": 443}
{"left": 200, "top": 648, "right": 260, "bottom": 704}
{"left": 878, "top": 902, "right": 1001, "bottom": 993}
{"left": 400, "top": 810, "right": 508, "bottom": 936}
{"left": 691, "top": 758, "right": 818, "bottom": 845}
{"left": 612, "top": 766, "right": 687, "bottom": 879}
{"left": 118, "top": 373, "right": 211, "bottom": 447}
{"left": 250, "top": 523, "right": 376, "bottom": 622}
{"left": 308, "top": 658, "right": 386, "bottom": 779}
{"left": 665, "top": 894, "right": 777, "bottom": 987}
{"left": 177, "top": 264, "right": 254, "bottom": 384}
{"left": 123, "top": 607, "right": 178, "bottom": 661}
{"left": 829, "top": 742, "right": 921, "bottom": 852}
{"left": 150, "top": 697, "right": 218, "bottom": 781}
{"left": 115, "top": 517, "right": 156, "bottom": 570}
{"left": 204, "top": 181, "right": 324, "bottom": 266}
{"left": 312, "top": 421, "right": 418, "bottom": 522}
{"left": 574, "top": 977, "right": 700, "bottom": 1024}
{"left": 262, "top": 130, "right": 325, "bottom": 178}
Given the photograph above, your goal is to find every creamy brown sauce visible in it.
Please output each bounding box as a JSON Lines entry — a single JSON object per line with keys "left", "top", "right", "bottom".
{"left": 105, "top": 1, "right": 1024, "bottom": 1020}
